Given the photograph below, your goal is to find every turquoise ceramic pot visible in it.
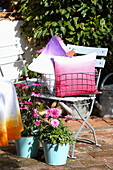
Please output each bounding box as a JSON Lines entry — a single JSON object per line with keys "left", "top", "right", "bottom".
{"left": 15, "top": 136, "right": 39, "bottom": 158}
{"left": 42, "top": 142, "right": 70, "bottom": 165}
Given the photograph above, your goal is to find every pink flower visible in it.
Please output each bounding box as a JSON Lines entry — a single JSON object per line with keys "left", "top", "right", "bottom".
{"left": 27, "top": 102, "right": 33, "bottom": 105}
{"left": 20, "top": 105, "right": 28, "bottom": 110}
{"left": 33, "top": 109, "right": 38, "bottom": 118}
{"left": 16, "top": 83, "right": 26, "bottom": 88}
{"left": 65, "top": 115, "right": 73, "bottom": 122}
{"left": 35, "top": 120, "right": 40, "bottom": 126}
{"left": 20, "top": 101, "right": 33, "bottom": 105}
{"left": 14, "top": 83, "right": 20, "bottom": 87}
{"left": 32, "top": 81, "right": 41, "bottom": 86}
{"left": 51, "top": 119, "right": 59, "bottom": 128}
{"left": 20, "top": 101, "right": 28, "bottom": 105}
{"left": 45, "top": 108, "right": 52, "bottom": 117}
{"left": 51, "top": 108, "right": 60, "bottom": 118}
{"left": 21, "top": 83, "right": 26, "bottom": 86}
{"left": 22, "top": 85, "right": 28, "bottom": 89}
{"left": 32, "top": 91, "right": 41, "bottom": 97}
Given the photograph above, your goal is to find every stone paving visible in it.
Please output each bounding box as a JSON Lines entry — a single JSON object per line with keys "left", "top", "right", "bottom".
{"left": 0, "top": 116, "right": 113, "bottom": 170}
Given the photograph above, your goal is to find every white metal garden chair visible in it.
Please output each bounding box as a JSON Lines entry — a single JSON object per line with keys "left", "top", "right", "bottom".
{"left": 33, "top": 44, "right": 108, "bottom": 158}
{"left": 0, "top": 38, "right": 36, "bottom": 85}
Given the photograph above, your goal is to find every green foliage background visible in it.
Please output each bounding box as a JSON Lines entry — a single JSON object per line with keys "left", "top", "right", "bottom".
{"left": 16, "top": 0, "right": 113, "bottom": 79}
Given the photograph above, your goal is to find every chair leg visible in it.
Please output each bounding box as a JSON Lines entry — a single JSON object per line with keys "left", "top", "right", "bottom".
{"left": 71, "top": 99, "right": 100, "bottom": 158}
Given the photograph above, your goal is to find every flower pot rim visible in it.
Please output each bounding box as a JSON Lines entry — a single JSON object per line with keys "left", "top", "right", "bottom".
{"left": 21, "top": 129, "right": 40, "bottom": 137}
{"left": 42, "top": 142, "right": 70, "bottom": 145}
{"left": 20, "top": 135, "right": 39, "bottom": 138}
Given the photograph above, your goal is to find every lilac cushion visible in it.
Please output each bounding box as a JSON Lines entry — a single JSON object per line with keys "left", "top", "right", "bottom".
{"left": 36, "top": 36, "right": 69, "bottom": 55}
{"left": 28, "top": 35, "right": 68, "bottom": 93}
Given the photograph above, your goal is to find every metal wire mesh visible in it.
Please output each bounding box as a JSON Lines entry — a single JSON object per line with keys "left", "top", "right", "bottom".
{"left": 38, "top": 72, "right": 98, "bottom": 97}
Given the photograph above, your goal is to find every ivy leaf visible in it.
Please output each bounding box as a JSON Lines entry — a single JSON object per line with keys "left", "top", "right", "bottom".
{"left": 60, "top": 26, "right": 66, "bottom": 35}
{"left": 66, "top": 37, "right": 73, "bottom": 43}
{"left": 54, "top": 28, "right": 59, "bottom": 34}
{"left": 81, "top": 9, "right": 88, "bottom": 17}
{"left": 69, "top": 31, "right": 75, "bottom": 35}
{"left": 77, "top": 4, "right": 86, "bottom": 12}
{"left": 67, "top": 7, "right": 72, "bottom": 12}
{"left": 60, "top": 9, "right": 67, "bottom": 15}
{"left": 65, "top": 13, "right": 70, "bottom": 19}
{"left": 50, "top": 28, "right": 54, "bottom": 36}
{"left": 52, "top": 22, "right": 58, "bottom": 27}
{"left": 68, "top": 23, "right": 75, "bottom": 31}
{"left": 45, "top": 21, "right": 51, "bottom": 27}
{"left": 100, "top": 18, "right": 105, "bottom": 28}
{"left": 26, "top": 16, "right": 32, "bottom": 21}
{"left": 93, "top": 32, "right": 98, "bottom": 38}
{"left": 58, "top": 20, "right": 63, "bottom": 26}
{"left": 77, "top": 33, "right": 81, "bottom": 40}
{"left": 75, "top": 24, "right": 80, "bottom": 29}
{"left": 42, "top": 29, "right": 47, "bottom": 37}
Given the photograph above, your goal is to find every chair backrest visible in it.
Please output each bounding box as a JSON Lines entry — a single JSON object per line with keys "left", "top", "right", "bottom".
{"left": 0, "top": 39, "right": 28, "bottom": 83}
{"left": 67, "top": 44, "right": 108, "bottom": 88}
{"left": 67, "top": 44, "right": 108, "bottom": 57}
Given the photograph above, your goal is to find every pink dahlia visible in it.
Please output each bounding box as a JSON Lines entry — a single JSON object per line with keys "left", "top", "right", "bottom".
{"left": 45, "top": 108, "right": 52, "bottom": 117}
{"left": 51, "top": 119, "right": 59, "bottom": 128}
{"left": 65, "top": 115, "right": 73, "bottom": 122}
{"left": 35, "top": 120, "right": 40, "bottom": 126}
{"left": 51, "top": 108, "right": 60, "bottom": 118}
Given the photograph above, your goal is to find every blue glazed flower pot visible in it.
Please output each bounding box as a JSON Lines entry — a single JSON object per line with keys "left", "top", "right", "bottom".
{"left": 42, "top": 142, "right": 70, "bottom": 165}
{"left": 15, "top": 136, "right": 39, "bottom": 158}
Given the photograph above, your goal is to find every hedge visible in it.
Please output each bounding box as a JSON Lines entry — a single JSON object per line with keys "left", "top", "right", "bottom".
{"left": 15, "top": 0, "right": 113, "bottom": 79}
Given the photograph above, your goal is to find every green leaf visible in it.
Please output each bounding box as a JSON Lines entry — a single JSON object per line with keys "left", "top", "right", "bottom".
{"left": 60, "top": 26, "right": 66, "bottom": 35}
{"left": 65, "top": 13, "right": 70, "bottom": 19}
{"left": 50, "top": 28, "right": 54, "bottom": 36}
{"left": 77, "top": 4, "right": 86, "bottom": 12}
{"left": 93, "top": 32, "right": 98, "bottom": 38}
{"left": 58, "top": 20, "right": 63, "bottom": 26}
{"left": 60, "top": 9, "right": 67, "bottom": 15}
{"left": 68, "top": 24, "right": 75, "bottom": 31}
{"left": 52, "top": 22, "right": 58, "bottom": 27}
{"left": 81, "top": 9, "right": 88, "bottom": 17}
{"left": 45, "top": 21, "right": 51, "bottom": 27}
{"left": 69, "top": 31, "right": 75, "bottom": 35}
{"left": 67, "top": 7, "right": 72, "bottom": 12}
{"left": 84, "top": 27, "right": 91, "bottom": 31}
{"left": 42, "top": 29, "right": 48, "bottom": 37}
{"left": 26, "top": 16, "right": 32, "bottom": 21}
{"left": 77, "top": 33, "right": 81, "bottom": 41}
{"left": 100, "top": 18, "right": 105, "bottom": 28}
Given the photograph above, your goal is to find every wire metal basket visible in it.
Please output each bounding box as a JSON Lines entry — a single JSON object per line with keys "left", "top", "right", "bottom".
{"left": 38, "top": 72, "right": 98, "bottom": 98}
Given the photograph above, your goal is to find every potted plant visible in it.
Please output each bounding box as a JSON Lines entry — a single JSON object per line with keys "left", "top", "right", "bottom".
{"left": 36, "top": 108, "right": 76, "bottom": 165}
{"left": 14, "top": 80, "right": 42, "bottom": 158}
{"left": 14, "top": 79, "right": 76, "bottom": 162}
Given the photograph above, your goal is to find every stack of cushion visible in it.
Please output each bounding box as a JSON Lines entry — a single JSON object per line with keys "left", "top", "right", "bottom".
{"left": 28, "top": 36, "right": 98, "bottom": 97}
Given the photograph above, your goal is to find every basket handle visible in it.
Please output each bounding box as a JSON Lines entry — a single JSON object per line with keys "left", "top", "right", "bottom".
{"left": 100, "top": 73, "right": 113, "bottom": 90}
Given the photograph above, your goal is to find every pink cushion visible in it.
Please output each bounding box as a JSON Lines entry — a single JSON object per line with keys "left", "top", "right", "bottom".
{"left": 53, "top": 53, "right": 98, "bottom": 97}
